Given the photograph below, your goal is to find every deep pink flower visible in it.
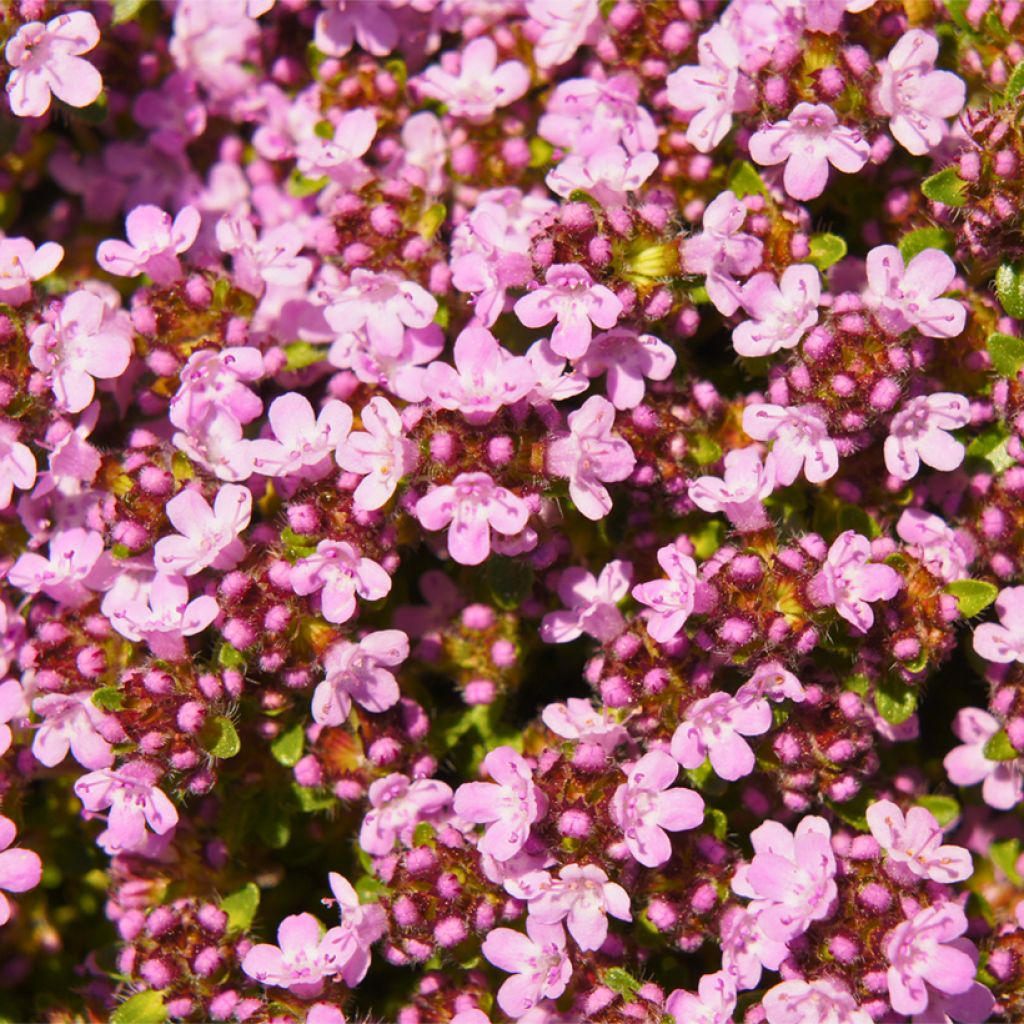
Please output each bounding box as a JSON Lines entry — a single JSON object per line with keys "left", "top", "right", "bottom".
{"left": 609, "top": 750, "right": 704, "bottom": 868}
{"left": 416, "top": 38, "right": 529, "bottom": 123}
{"left": 631, "top": 543, "right": 701, "bottom": 643}
{"left": 416, "top": 473, "right": 529, "bottom": 566}
{"left": 0, "top": 421, "right": 37, "bottom": 511}
{"left": 514, "top": 265, "right": 622, "bottom": 360}
{"left": 733, "top": 265, "right": 822, "bottom": 358}
{"left": 884, "top": 393, "right": 970, "bottom": 481}
{"left": 0, "top": 237, "right": 63, "bottom": 306}
{"left": 8, "top": 527, "right": 110, "bottom": 608}
{"left": 546, "top": 145, "right": 659, "bottom": 207}
{"left": 540, "top": 560, "right": 632, "bottom": 644}
{"left": 671, "top": 692, "right": 773, "bottom": 782}
{"left": 742, "top": 403, "right": 838, "bottom": 485}
{"left": 865, "top": 245, "right": 966, "bottom": 339}
{"left": 689, "top": 447, "right": 776, "bottom": 532}
{"left": 866, "top": 799, "right": 972, "bottom": 883}
{"left": 0, "top": 816, "right": 41, "bottom": 926}
{"left": 242, "top": 913, "right": 347, "bottom": 998}
{"left": 313, "top": 630, "right": 409, "bottom": 725}
{"left": 577, "top": 328, "right": 676, "bottom": 410}
{"left": 481, "top": 918, "right": 572, "bottom": 1018}
{"left": 314, "top": 1, "right": 397, "bottom": 58}
{"left": 292, "top": 540, "right": 392, "bottom": 625}
{"left": 546, "top": 396, "right": 635, "bottom": 521}
{"left": 541, "top": 698, "right": 627, "bottom": 750}
{"left": 335, "top": 397, "right": 419, "bottom": 511}
{"left": 360, "top": 773, "right": 452, "bottom": 856}
{"left": 32, "top": 691, "right": 123, "bottom": 771}
{"left": 762, "top": 978, "right": 871, "bottom": 1024}
{"left": 154, "top": 484, "right": 252, "bottom": 576}
{"left": 666, "top": 971, "right": 737, "bottom": 1024}
{"left": 97, "top": 205, "right": 200, "bottom": 285}
{"left": 250, "top": 393, "right": 352, "bottom": 481}
{"left": 525, "top": 862, "right": 630, "bottom": 952}
{"left": 944, "top": 707, "right": 1024, "bottom": 811}
{"left": 974, "top": 586, "right": 1024, "bottom": 664}
{"left": 896, "top": 509, "right": 974, "bottom": 583}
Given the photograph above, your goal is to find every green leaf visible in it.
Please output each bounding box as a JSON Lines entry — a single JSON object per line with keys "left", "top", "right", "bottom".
{"left": 987, "top": 332, "right": 1024, "bottom": 378}
{"left": 110, "top": 990, "right": 167, "bottom": 1024}
{"left": 1006, "top": 61, "right": 1024, "bottom": 103}
{"left": 991, "top": 837, "right": 1023, "bottom": 886}
{"left": 727, "top": 160, "right": 767, "bottom": 200}
{"left": 603, "top": 967, "right": 641, "bottom": 998}
{"left": 996, "top": 262, "right": 1024, "bottom": 319}
{"left": 966, "top": 425, "right": 1016, "bottom": 473}
{"left": 945, "top": 579, "right": 999, "bottom": 618}
{"left": 899, "top": 227, "right": 953, "bottom": 262}
{"left": 218, "top": 644, "right": 245, "bottom": 669}
{"left": 285, "top": 168, "right": 328, "bottom": 198}
{"left": 112, "top": 0, "right": 150, "bottom": 22}
{"left": 921, "top": 166, "right": 968, "bottom": 207}
{"left": 874, "top": 676, "right": 917, "bottom": 725}
{"left": 691, "top": 518, "right": 724, "bottom": 560}
{"left": 916, "top": 794, "right": 961, "bottom": 827}
{"left": 202, "top": 717, "right": 241, "bottom": 759}
{"left": 292, "top": 783, "right": 336, "bottom": 813}
{"left": 983, "top": 729, "right": 1018, "bottom": 761}
{"left": 91, "top": 687, "right": 125, "bottom": 712}
{"left": 808, "top": 233, "right": 847, "bottom": 272}
{"left": 827, "top": 790, "right": 872, "bottom": 832}
{"left": 689, "top": 435, "right": 722, "bottom": 466}
{"left": 282, "top": 341, "right": 325, "bottom": 372}
{"left": 271, "top": 724, "right": 305, "bottom": 767}
{"left": 221, "top": 883, "right": 260, "bottom": 933}
{"left": 258, "top": 806, "right": 292, "bottom": 848}
{"left": 484, "top": 556, "right": 534, "bottom": 611}
{"left": 705, "top": 807, "right": 728, "bottom": 840}
{"left": 416, "top": 203, "right": 447, "bottom": 241}
{"left": 413, "top": 822, "right": 436, "bottom": 846}
{"left": 63, "top": 93, "right": 108, "bottom": 126}
{"left": 529, "top": 137, "right": 554, "bottom": 168}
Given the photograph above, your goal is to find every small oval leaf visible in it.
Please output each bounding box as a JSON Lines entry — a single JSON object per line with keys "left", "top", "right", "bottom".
{"left": 945, "top": 579, "right": 999, "bottom": 618}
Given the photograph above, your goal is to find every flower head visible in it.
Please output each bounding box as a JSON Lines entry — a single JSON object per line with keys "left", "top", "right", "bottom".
{"left": 359, "top": 774, "right": 452, "bottom": 856}
{"left": 689, "top": 446, "right": 776, "bottom": 532}
{"left": 865, "top": 245, "right": 966, "bottom": 339}
{"left": 154, "top": 484, "right": 252, "bottom": 576}
{"left": 525, "top": 862, "right": 631, "bottom": 951}
{"left": 742, "top": 403, "right": 838, "bottom": 485}
{"left": 291, "top": 540, "right": 391, "bottom": 624}
{"left": 671, "top": 692, "right": 773, "bottom": 782}
{"left": 808, "top": 530, "right": 902, "bottom": 632}
{"left": 631, "top": 543, "right": 702, "bottom": 643}
{"left": 540, "top": 560, "right": 632, "bottom": 644}
{"left": 97, "top": 204, "right": 200, "bottom": 285}
{"left": 313, "top": 630, "right": 408, "bottom": 725}
{"left": 944, "top": 707, "right": 1023, "bottom": 810}
{"left": 884, "top": 393, "right": 970, "bottom": 481}
{"left": 335, "top": 397, "right": 419, "bottom": 511}
{"left": 733, "top": 265, "right": 822, "bottom": 358}
{"left": 866, "top": 799, "right": 972, "bottom": 883}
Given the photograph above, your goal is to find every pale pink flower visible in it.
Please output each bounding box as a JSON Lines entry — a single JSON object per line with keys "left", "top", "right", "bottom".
{"left": 525, "top": 339, "right": 589, "bottom": 405}
{"left": 8, "top": 527, "right": 110, "bottom": 608}
{"left": 0, "top": 680, "right": 27, "bottom": 759}
{"left": 97, "top": 205, "right": 201, "bottom": 285}
{"left": 314, "top": 0, "right": 397, "bottom": 58}
{"left": 132, "top": 72, "right": 207, "bottom": 155}
{"left": 689, "top": 447, "right": 776, "bottom": 532}
{"left": 514, "top": 265, "right": 622, "bottom": 360}
{"left": 526, "top": 0, "right": 600, "bottom": 69}
{"left": 295, "top": 108, "right": 377, "bottom": 184}
{"left": 742, "top": 403, "right": 838, "bottom": 485}
{"left": 666, "top": 971, "right": 737, "bottom": 1024}
{"left": 0, "top": 816, "right": 41, "bottom": 926}
{"left": 242, "top": 913, "right": 348, "bottom": 998}
{"left": 422, "top": 325, "right": 535, "bottom": 425}
{"left": 884, "top": 393, "right": 970, "bottom": 481}
{"left": 719, "top": 905, "right": 788, "bottom": 990}
{"left": 154, "top": 484, "right": 252, "bottom": 576}
{"left": 415, "top": 38, "right": 529, "bottom": 123}
{"left": 326, "top": 269, "right": 438, "bottom": 358}
{"left": 29, "top": 290, "right": 133, "bottom": 413}
{"left": 5, "top": 11, "right": 102, "bottom": 118}
{"left": 482, "top": 919, "right": 571, "bottom": 1018}
{"left": 577, "top": 328, "right": 676, "bottom": 410}
{"left": 877, "top": 30, "right": 966, "bottom": 155}
{"left": 215, "top": 217, "right": 313, "bottom": 298}
{"left": 944, "top": 707, "right": 1023, "bottom": 811}
{"left": 360, "top": 773, "right": 452, "bottom": 856}
{"left": 896, "top": 509, "right": 974, "bottom": 583}
{"left": 335, "top": 397, "right": 418, "bottom": 511}
{"left": 526, "top": 863, "right": 631, "bottom": 951}
{"left": 749, "top": 103, "right": 870, "bottom": 201}
{"left": 74, "top": 761, "right": 179, "bottom": 854}
{"left": 172, "top": 407, "right": 256, "bottom": 483}
{"left": 733, "top": 265, "right": 822, "bottom": 358}
{"left": 250, "top": 393, "right": 352, "bottom": 481}
{"left": 0, "top": 421, "right": 36, "bottom": 510}
{"left": 455, "top": 747, "right": 546, "bottom": 861}
{"left": 291, "top": 540, "right": 392, "bottom": 625}
{"left": 609, "top": 750, "right": 704, "bottom": 868}
{"left": 866, "top": 799, "right": 972, "bottom": 883}
{"left": 41, "top": 405, "right": 101, "bottom": 498}
{"left": 416, "top": 473, "right": 529, "bottom": 567}
{"left": 631, "top": 543, "right": 701, "bottom": 643}
{"left": 0, "top": 237, "right": 63, "bottom": 306}
{"left": 546, "top": 145, "right": 659, "bottom": 207}
{"left": 666, "top": 25, "right": 755, "bottom": 153}
{"left": 865, "top": 245, "right": 966, "bottom": 339}
{"left": 32, "top": 691, "right": 124, "bottom": 771}
{"left": 546, "top": 396, "right": 635, "bottom": 521}
{"left": 323, "top": 872, "right": 387, "bottom": 987}
{"left": 671, "top": 692, "right": 773, "bottom": 782}
{"left": 731, "top": 816, "right": 837, "bottom": 941}
{"left": 541, "top": 698, "right": 627, "bottom": 751}
{"left": 313, "top": 630, "right": 408, "bottom": 725}
{"left": 885, "top": 903, "right": 979, "bottom": 1016}
{"left": 762, "top": 978, "right": 872, "bottom": 1024}
{"left": 736, "top": 662, "right": 806, "bottom": 706}
{"left": 540, "top": 560, "right": 632, "bottom": 644}
{"left": 974, "top": 586, "right": 1024, "bottom": 664}
{"left": 682, "top": 190, "right": 763, "bottom": 316}
{"left": 807, "top": 530, "right": 902, "bottom": 633}
{"left": 169, "top": 346, "right": 264, "bottom": 433}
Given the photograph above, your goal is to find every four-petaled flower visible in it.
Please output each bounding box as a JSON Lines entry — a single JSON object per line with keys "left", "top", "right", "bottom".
{"left": 0, "top": 816, "right": 42, "bottom": 926}
{"left": 632, "top": 543, "right": 702, "bottom": 643}
{"left": 154, "top": 484, "right": 252, "bottom": 576}
{"left": 8, "top": 527, "right": 110, "bottom": 608}
{"left": 689, "top": 446, "right": 776, "bottom": 533}
{"left": 762, "top": 978, "right": 872, "bottom": 1024}
{"left": 541, "top": 698, "right": 627, "bottom": 751}
{"left": 546, "top": 144, "right": 659, "bottom": 207}
{"left": 359, "top": 773, "right": 453, "bottom": 855}
{"left": 577, "top": 328, "right": 676, "bottom": 410}
{"left": 666, "top": 971, "right": 737, "bottom": 1024}
{"left": 671, "top": 692, "right": 773, "bottom": 782}
{"left": 313, "top": 630, "right": 408, "bottom": 725}
{"left": 866, "top": 799, "right": 972, "bottom": 883}
{"left": 335, "top": 397, "right": 419, "bottom": 511}
{"left": 97, "top": 204, "right": 200, "bottom": 285}
{"left": 742, "top": 403, "right": 838, "bottom": 485}
{"left": 481, "top": 918, "right": 572, "bottom": 1019}
{"left": 540, "top": 560, "right": 632, "bottom": 644}
{"left": 974, "top": 586, "right": 1024, "bottom": 664}
{"left": 291, "top": 540, "right": 392, "bottom": 624}
{"left": 250, "top": 393, "right": 352, "bottom": 481}
{"left": 865, "top": 245, "right": 966, "bottom": 339}
{"left": 884, "top": 393, "right": 970, "bottom": 481}
{"left": 944, "top": 707, "right": 1024, "bottom": 811}
{"left": 0, "top": 236, "right": 63, "bottom": 306}
{"left": 323, "top": 872, "right": 387, "bottom": 987}
{"left": 32, "top": 691, "right": 123, "bottom": 770}
{"left": 733, "top": 265, "right": 822, "bottom": 358}
{"left": 524, "top": 862, "right": 631, "bottom": 951}
{"left": 242, "top": 913, "right": 351, "bottom": 998}
{"left": 896, "top": 509, "right": 974, "bottom": 583}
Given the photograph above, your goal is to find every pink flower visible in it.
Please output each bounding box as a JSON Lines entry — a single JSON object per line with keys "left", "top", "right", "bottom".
{"left": 577, "top": 328, "right": 676, "bottom": 410}
{"left": 295, "top": 108, "right": 377, "bottom": 184}
{"left": 884, "top": 393, "right": 970, "bottom": 481}
{"left": 74, "top": 761, "right": 179, "bottom": 854}
{"left": 671, "top": 692, "right": 773, "bottom": 782}
{"left": 546, "top": 396, "right": 635, "bottom": 521}
{"left": 0, "top": 816, "right": 41, "bottom": 926}
{"left": 325, "top": 269, "right": 438, "bottom": 359}
{"left": 250, "top": 393, "right": 352, "bottom": 481}
{"left": 541, "top": 698, "right": 627, "bottom": 751}
{"left": 32, "top": 691, "right": 124, "bottom": 771}
{"left": 106, "top": 573, "right": 219, "bottom": 661}
{"left": 359, "top": 773, "right": 452, "bottom": 856}
{"left": 762, "top": 978, "right": 871, "bottom": 1024}
{"left": 749, "top": 103, "right": 870, "bottom": 200}
{"left": 314, "top": 1, "right": 397, "bottom": 58}
{"left": 526, "top": 863, "right": 631, "bottom": 951}
{"left": 896, "top": 509, "right": 974, "bottom": 583}
{"left": 29, "top": 289, "right": 133, "bottom": 413}
{"left": 0, "top": 237, "right": 63, "bottom": 306}
{"left": 455, "top": 747, "right": 546, "bottom": 861}
{"left": 540, "top": 560, "right": 632, "bottom": 644}
{"left": 5, "top": 11, "right": 102, "bottom": 118}
{"left": 682, "top": 190, "right": 763, "bottom": 316}
{"left": 313, "top": 630, "right": 409, "bottom": 725}
{"left": 242, "top": 913, "right": 346, "bottom": 998}
{"left": 807, "top": 530, "right": 902, "bottom": 633}
{"left": 865, "top": 245, "right": 966, "bottom": 339}
{"left": 885, "top": 903, "right": 979, "bottom": 1016}
{"left": 546, "top": 145, "right": 659, "bottom": 207}
{"left": 609, "top": 750, "right": 704, "bottom": 867}
{"left": 169, "top": 346, "right": 264, "bottom": 433}
{"left": 335, "top": 397, "right": 418, "bottom": 511}
{"left": 866, "top": 799, "right": 972, "bottom": 883}
{"left": 415, "top": 473, "right": 529, "bottom": 567}
{"left": 0, "top": 421, "right": 37, "bottom": 511}
{"left": 154, "top": 484, "right": 252, "bottom": 576}
{"left": 666, "top": 971, "right": 737, "bottom": 1024}
{"left": 481, "top": 918, "right": 572, "bottom": 1018}
{"left": 733, "top": 265, "right": 822, "bottom": 358}
{"left": 216, "top": 217, "right": 313, "bottom": 298}
{"left": 736, "top": 662, "right": 806, "bottom": 706}
{"left": 525, "top": 338, "right": 590, "bottom": 405}
{"left": 291, "top": 540, "right": 392, "bottom": 625}
{"left": 877, "top": 30, "right": 966, "bottom": 155}
{"left": 666, "top": 25, "right": 755, "bottom": 153}
{"left": 0, "top": 680, "right": 26, "bottom": 758}
{"left": 742, "top": 403, "right": 838, "bottom": 485}
{"left": 631, "top": 543, "right": 701, "bottom": 643}
{"left": 526, "top": 0, "right": 600, "bottom": 69}
{"left": 323, "top": 872, "right": 387, "bottom": 987}
{"left": 173, "top": 407, "right": 256, "bottom": 483}
{"left": 415, "top": 38, "right": 529, "bottom": 123}
{"left": 8, "top": 527, "right": 110, "bottom": 608}
{"left": 944, "top": 707, "right": 1023, "bottom": 810}
{"left": 97, "top": 205, "right": 201, "bottom": 285}
{"left": 974, "top": 586, "right": 1024, "bottom": 664}
{"left": 422, "top": 325, "right": 535, "bottom": 425}
{"left": 514, "top": 265, "right": 622, "bottom": 360}
{"left": 719, "top": 905, "right": 788, "bottom": 989}
{"left": 731, "top": 816, "right": 837, "bottom": 941}
{"left": 689, "top": 447, "right": 776, "bottom": 533}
